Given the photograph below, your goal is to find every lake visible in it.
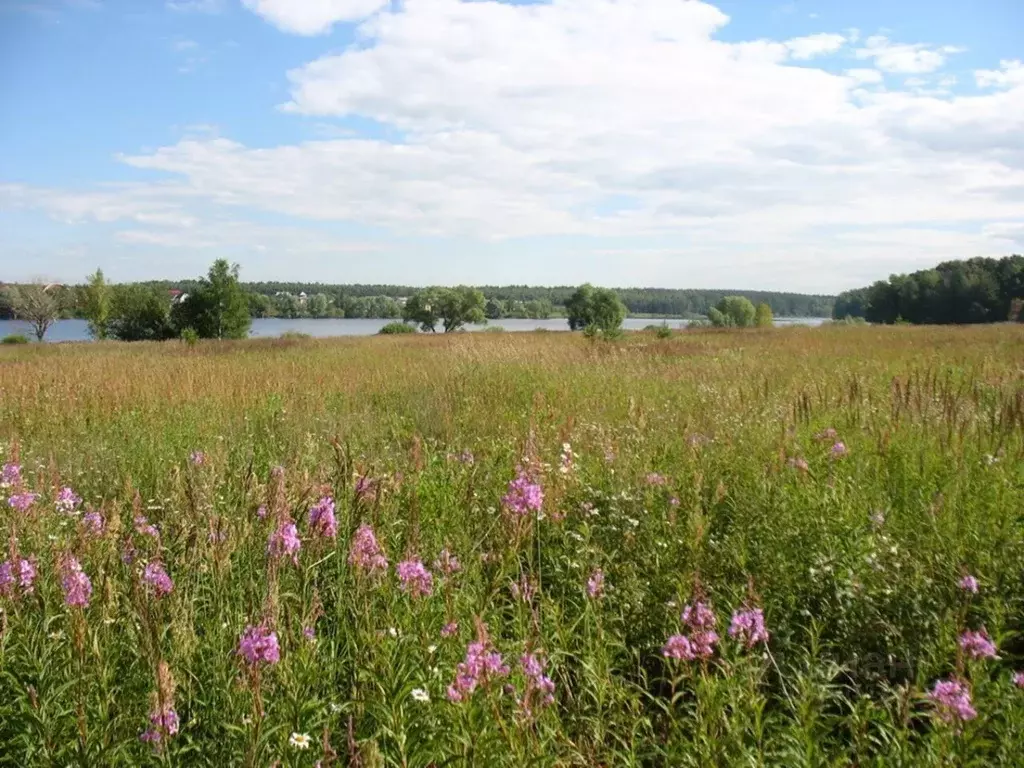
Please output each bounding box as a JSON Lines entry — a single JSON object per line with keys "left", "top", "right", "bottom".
{"left": 0, "top": 316, "right": 827, "bottom": 343}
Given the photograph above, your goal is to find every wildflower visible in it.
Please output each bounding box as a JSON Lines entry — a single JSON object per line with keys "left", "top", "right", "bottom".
{"left": 411, "top": 688, "right": 430, "bottom": 703}
{"left": 664, "top": 601, "right": 719, "bottom": 661}
{"left": 459, "top": 450, "right": 475, "bottom": 466}
{"left": 267, "top": 520, "right": 301, "bottom": 564}
{"left": 787, "top": 457, "right": 809, "bottom": 472}
{"left": 142, "top": 561, "right": 174, "bottom": 598}
{"left": 8, "top": 492, "right": 38, "bottom": 513}
{"left": 141, "top": 707, "right": 180, "bottom": 745}
{"left": 55, "top": 487, "right": 82, "bottom": 515}
{"left": 519, "top": 652, "right": 555, "bottom": 716}
{"left": 729, "top": 608, "right": 769, "bottom": 648}
{"left": 256, "top": 505, "right": 268, "bottom": 520}
{"left": 559, "top": 443, "right": 575, "bottom": 474}
{"left": 434, "top": 548, "right": 461, "bottom": 577}
{"left": 289, "top": 732, "right": 312, "bottom": 750}
{"left": 645, "top": 472, "right": 667, "bottom": 487}
{"left": 502, "top": 468, "right": 544, "bottom": 517}
{"left": 308, "top": 496, "right": 338, "bottom": 540}
{"left": 0, "top": 462, "right": 21, "bottom": 488}
{"left": 303, "top": 625, "right": 316, "bottom": 641}
{"left": 959, "top": 574, "right": 979, "bottom": 594}
{"left": 354, "top": 475, "right": 377, "bottom": 503}
{"left": 238, "top": 625, "right": 280, "bottom": 666}
{"left": 510, "top": 574, "right": 536, "bottom": 604}
{"left": 81, "top": 510, "right": 105, "bottom": 537}
{"left": 586, "top": 568, "right": 605, "bottom": 599}
{"left": 441, "top": 622, "right": 459, "bottom": 638}
{"left": 396, "top": 559, "right": 434, "bottom": 598}
{"left": 348, "top": 523, "right": 388, "bottom": 574}
{"left": 669, "top": 496, "right": 681, "bottom": 507}
{"left": 928, "top": 678, "right": 976, "bottom": 724}
{"left": 60, "top": 555, "right": 92, "bottom": 608}
{"left": 815, "top": 427, "right": 838, "bottom": 441}
{"left": 830, "top": 441, "right": 848, "bottom": 458}
{"left": 447, "top": 636, "right": 509, "bottom": 702}
{"left": 663, "top": 634, "right": 696, "bottom": 660}
{"left": 0, "top": 558, "right": 36, "bottom": 599}
{"left": 134, "top": 515, "right": 160, "bottom": 539}
{"left": 189, "top": 451, "right": 206, "bottom": 466}
{"left": 1013, "top": 672, "right": 1024, "bottom": 689}
{"left": 959, "top": 629, "right": 998, "bottom": 660}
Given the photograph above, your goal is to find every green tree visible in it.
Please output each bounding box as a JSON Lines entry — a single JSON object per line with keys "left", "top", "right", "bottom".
{"left": 174, "top": 260, "right": 252, "bottom": 339}
{"left": 566, "top": 284, "right": 596, "bottom": 331}
{"left": 108, "top": 285, "right": 176, "bottom": 342}
{"left": 484, "top": 298, "right": 505, "bottom": 320}
{"left": 247, "top": 293, "right": 275, "bottom": 318}
{"left": 436, "top": 286, "right": 486, "bottom": 332}
{"left": 5, "top": 282, "right": 62, "bottom": 341}
{"left": 710, "top": 296, "right": 756, "bottom": 328}
{"left": 754, "top": 302, "right": 774, "bottom": 328}
{"left": 82, "top": 268, "right": 112, "bottom": 339}
{"left": 566, "top": 284, "right": 626, "bottom": 335}
{"left": 306, "top": 293, "right": 331, "bottom": 318}
{"left": 402, "top": 290, "right": 442, "bottom": 332}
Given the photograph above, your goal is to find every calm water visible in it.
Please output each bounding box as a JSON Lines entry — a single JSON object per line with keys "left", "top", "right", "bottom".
{"left": 0, "top": 316, "right": 826, "bottom": 343}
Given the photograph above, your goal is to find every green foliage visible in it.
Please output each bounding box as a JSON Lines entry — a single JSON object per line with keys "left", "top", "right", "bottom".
{"left": 645, "top": 322, "right": 674, "bottom": 339}
{"left": 754, "top": 302, "right": 774, "bottom": 328}
{"left": 1, "top": 333, "right": 29, "bottom": 344}
{"left": 305, "top": 293, "right": 331, "bottom": 318}
{"left": 378, "top": 321, "right": 417, "bottom": 335}
{"left": 567, "top": 284, "right": 627, "bottom": 334}
{"left": 279, "top": 330, "right": 313, "bottom": 340}
{"left": 180, "top": 327, "right": 200, "bottom": 347}
{"left": 710, "top": 296, "right": 757, "bottom": 328}
{"left": 484, "top": 298, "right": 505, "bottom": 320}
{"left": 82, "top": 268, "right": 112, "bottom": 340}
{"left": 4, "top": 283, "right": 62, "bottom": 341}
{"left": 402, "top": 289, "right": 441, "bottom": 332}
{"left": 108, "top": 285, "right": 176, "bottom": 342}
{"left": 172, "top": 260, "right": 252, "bottom": 340}
{"left": 404, "top": 287, "right": 486, "bottom": 333}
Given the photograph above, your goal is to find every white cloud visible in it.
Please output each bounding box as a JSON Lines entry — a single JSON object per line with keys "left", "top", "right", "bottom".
{"left": 785, "top": 33, "right": 845, "bottom": 60}
{"left": 241, "top": 0, "right": 389, "bottom": 35}
{"left": 845, "top": 68, "right": 883, "bottom": 85}
{"left": 976, "top": 60, "right": 1024, "bottom": 89}
{"left": 855, "top": 35, "right": 961, "bottom": 74}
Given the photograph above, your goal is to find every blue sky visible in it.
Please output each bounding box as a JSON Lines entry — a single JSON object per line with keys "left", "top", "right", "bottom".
{"left": 1, "top": 0, "right": 1022, "bottom": 292}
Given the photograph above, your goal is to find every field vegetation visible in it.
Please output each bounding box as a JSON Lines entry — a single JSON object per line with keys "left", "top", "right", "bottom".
{"left": 1, "top": 326, "right": 1023, "bottom": 765}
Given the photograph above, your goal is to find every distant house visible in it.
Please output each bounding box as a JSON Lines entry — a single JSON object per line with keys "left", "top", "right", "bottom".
{"left": 298, "top": 292, "right": 308, "bottom": 306}
{"left": 168, "top": 290, "right": 189, "bottom": 305}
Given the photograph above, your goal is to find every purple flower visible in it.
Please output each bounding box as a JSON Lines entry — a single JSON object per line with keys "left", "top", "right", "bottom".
{"left": 447, "top": 639, "right": 509, "bottom": 702}
{"left": 1013, "top": 672, "right": 1024, "bottom": 689}
{"left": 60, "top": 555, "right": 92, "bottom": 608}
{"left": 303, "top": 625, "right": 316, "bottom": 641}
{"left": 8, "top": 492, "right": 38, "bottom": 513}
{"left": 830, "top": 441, "right": 848, "bottom": 458}
{"left": 267, "top": 520, "right": 301, "bottom": 564}
{"left": 433, "top": 548, "right": 461, "bottom": 577}
{"left": 134, "top": 515, "right": 160, "bottom": 539}
{"left": 663, "top": 634, "right": 696, "bottom": 660}
{"left": 0, "top": 559, "right": 36, "bottom": 598}
{"left": 960, "top": 629, "right": 998, "bottom": 660}
{"left": 669, "top": 496, "right": 681, "bottom": 508}
{"left": 510, "top": 574, "right": 536, "bottom": 604}
{"left": 586, "top": 568, "right": 605, "bottom": 599}
{"left": 348, "top": 523, "right": 388, "bottom": 575}
{"left": 354, "top": 475, "right": 378, "bottom": 503}
{"left": 502, "top": 468, "right": 544, "bottom": 517}
{"left": 815, "top": 427, "right": 838, "bottom": 441}
{"left": 441, "top": 621, "right": 459, "bottom": 638}
{"left": 0, "top": 462, "right": 21, "bottom": 489}
{"left": 308, "top": 497, "right": 338, "bottom": 540}
{"left": 142, "top": 561, "right": 174, "bottom": 598}
{"left": 959, "top": 574, "right": 979, "bottom": 594}
{"left": 141, "top": 706, "right": 180, "bottom": 745}
{"left": 519, "top": 652, "right": 556, "bottom": 716}
{"left": 55, "top": 487, "right": 82, "bottom": 515}
{"left": 787, "top": 457, "right": 809, "bottom": 472}
{"left": 459, "top": 450, "right": 476, "bottom": 466}
{"left": 928, "top": 679, "right": 976, "bottom": 724}
{"left": 238, "top": 625, "right": 280, "bottom": 666}
{"left": 397, "top": 559, "right": 434, "bottom": 598}
{"left": 645, "top": 472, "right": 667, "bottom": 487}
{"left": 189, "top": 451, "right": 206, "bottom": 466}
{"left": 664, "top": 600, "right": 719, "bottom": 661}
{"left": 256, "top": 505, "right": 268, "bottom": 520}
{"left": 82, "top": 510, "right": 105, "bottom": 537}
{"left": 729, "top": 608, "right": 769, "bottom": 648}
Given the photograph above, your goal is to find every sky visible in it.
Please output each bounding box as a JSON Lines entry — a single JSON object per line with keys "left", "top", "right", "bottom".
{"left": 1, "top": 0, "right": 1022, "bottom": 294}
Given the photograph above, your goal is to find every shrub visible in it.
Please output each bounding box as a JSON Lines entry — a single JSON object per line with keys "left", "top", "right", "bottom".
{"left": 482, "top": 325, "right": 505, "bottom": 333}
{"left": 378, "top": 322, "right": 416, "bottom": 335}
{"left": 1, "top": 334, "right": 30, "bottom": 345}
{"left": 280, "top": 331, "right": 313, "bottom": 340}
{"left": 180, "top": 327, "right": 200, "bottom": 347}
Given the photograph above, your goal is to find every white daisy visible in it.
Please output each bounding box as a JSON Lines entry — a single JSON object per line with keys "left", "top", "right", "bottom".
{"left": 289, "top": 732, "right": 312, "bottom": 750}
{"left": 411, "top": 688, "right": 430, "bottom": 703}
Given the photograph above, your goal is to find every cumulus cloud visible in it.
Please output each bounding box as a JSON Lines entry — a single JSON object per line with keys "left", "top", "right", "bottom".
{"left": 785, "top": 33, "right": 845, "bottom": 60}
{"left": 976, "top": 60, "right": 1024, "bottom": 89}
{"left": 855, "top": 35, "right": 962, "bottom": 74}
{"left": 240, "top": 0, "right": 389, "bottom": 35}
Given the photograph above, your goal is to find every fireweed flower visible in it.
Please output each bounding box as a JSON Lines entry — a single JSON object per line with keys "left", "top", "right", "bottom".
{"left": 238, "top": 625, "right": 280, "bottom": 666}
{"left": 587, "top": 568, "right": 605, "bottom": 599}
{"left": 519, "top": 652, "right": 556, "bottom": 717}
{"left": 302, "top": 625, "right": 316, "bottom": 642}
{"left": 446, "top": 638, "right": 510, "bottom": 702}
{"left": 0, "top": 462, "right": 21, "bottom": 488}
{"left": 929, "top": 679, "right": 977, "bottom": 724}
{"left": 308, "top": 496, "right": 338, "bottom": 539}
{"left": 55, "top": 487, "right": 82, "bottom": 515}
{"left": 645, "top": 472, "right": 667, "bottom": 486}
{"left": 1013, "top": 672, "right": 1024, "bottom": 689}
{"left": 8, "top": 492, "right": 38, "bottom": 513}
{"left": 267, "top": 520, "right": 301, "bottom": 564}
{"left": 830, "top": 442, "right": 848, "bottom": 458}
{"left": 959, "top": 574, "right": 979, "bottom": 594}
{"left": 663, "top": 634, "right": 696, "bottom": 660}
{"left": 256, "top": 505, "right": 268, "bottom": 520}
{"left": 510, "top": 574, "right": 536, "bottom": 604}
{"left": 664, "top": 601, "right": 719, "bottom": 661}
{"left": 397, "top": 559, "right": 434, "bottom": 598}
{"left": 81, "top": 510, "right": 105, "bottom": 537}
{"left": 134, "top": 515, "right": 160, "bottom": 540}
{"left": 729, "top": 608, "right": 770, "bottom": 649}
{"left": 189, "top": 451, "right": 206, "bottom": 466}
{"left": 141, "top": 707, "right": 180, "bottom": 745}
{"left": 960, "top": 629, "right": 998, "bottom": 660}
{"left": 142, "top": 562, "right": 174, "bottom": 598}
{"left": 0, "top": 558, "right": 36, "bottom": 598}
{"left": 787, "top": 457, "right": 810, "bottom": 472}
{"left": 815, "top": 427, "right": 838, "bottom": 441}
{"left": 348, "top": 523, "right": 388, "bottom": 575}
{"left": 502, "top": 468, "right": 544, "bottom": 517}
{"left": 433, "top": 548, "right": 461, "bottom": 577}
{"left": 441, "top": 622, "right": 459, "bottom": 638}
{"left": 60, "top": 555, "right": 92, "bottom": 608}
{"left": 354, "top": 475, "right": 377, "bottom": 503}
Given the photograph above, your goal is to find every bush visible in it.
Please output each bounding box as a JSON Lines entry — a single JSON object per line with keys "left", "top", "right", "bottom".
{"left": 180, "top": 327, "right": 200, "bottom": 347}
{"left": 1, "top": 334, "right": 29, "bottom": 345}
{"left": 378, "top": 322, "right": 416, "bottom": 335}
{"left": 482, "top": 325, "right": 505, "bottom": 333}
{"left": 647, "top": 322, "right": 673, "bottom": 339}
{"left": 280, "top": 331, "right": 313, "bottom": 340}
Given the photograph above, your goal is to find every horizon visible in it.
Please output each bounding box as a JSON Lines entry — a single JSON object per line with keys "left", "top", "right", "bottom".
{"left": 2, "top": 0, "right": 1022, "bottom": 293}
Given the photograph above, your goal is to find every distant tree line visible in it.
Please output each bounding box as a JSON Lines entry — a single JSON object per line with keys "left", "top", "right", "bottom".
{"left": 834, "top": 256, "right": 1024, "bottom": 324}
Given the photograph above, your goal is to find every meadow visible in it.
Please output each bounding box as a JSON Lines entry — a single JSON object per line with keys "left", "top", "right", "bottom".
{"left": 1, "top": 325, "right": 1023, "bottom": 766}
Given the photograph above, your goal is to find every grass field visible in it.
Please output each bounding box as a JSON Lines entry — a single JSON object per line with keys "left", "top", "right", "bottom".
{"left": 1, "top": 326, "right": 1024, "bottom": 766}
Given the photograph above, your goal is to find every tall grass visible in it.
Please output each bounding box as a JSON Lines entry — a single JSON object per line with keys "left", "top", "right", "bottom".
{"left": 1, "top": 325, "right": 1023, "bottom": 765}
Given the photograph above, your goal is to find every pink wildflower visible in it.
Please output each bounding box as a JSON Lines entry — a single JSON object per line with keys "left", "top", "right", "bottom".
{"left": 238, "top": 625, "right": 280, "bottom": 666}
{"left": 928, "top": 678, "right": 976, "bottom": 724}
{"left": 787, "top": 457, "right": 809, "bottom": 472}
{"left": 81, "top": 510, "right": 105, "bottom": 537}
{"left": 664, "top": 600, "right": 719, "bottom": 661}
{"left": 0, "top": 462, "right": 21, "bottom": 488}
{"left": 60, "top": 555, "right": 92, "bottom": 608}
{"left": 959, "top": 574, "right": 979, "bottom": 594}
{"left": 587, "top": 568, "right": 605, "bottom": 599}
{"left": 0, "top": 558, "right": 37, "bottom": 598}
{"left": 396, "top": 559, "right": 434, "bottom": 598}
{"left": 348, "top": 523, "right": 388, "bottom": 575}
{"left": 142, "top": 561, "right": 174, "bottom": 598}
{"left": 519, "top": 652, "right": 556, "bottom": 716}
{"left": 830, "top": 441, "right": 848, "bottom": 458}
{"left": 446, "top": 638, "right": 509, "bottom": 703}
{"left": 55, "top": 487, "right": 82, "bottom": 515}
{"left": 729, "top": 608, "right": 769, "bottom": 648}
{"left": 645, "top": 472, "right": 667, "bottom": 486}
{"left": 433, "top": 548, "right": 461, "bottom": 577}
{"left": 502, "top": 468, "right": 544, "bottom": 517}
{"left": 134, "top": 515, "right": 160, "bottom": 539}
{"left": 308, "top": 496, "right": 338, "bottom": 539}
{"left": 960, "top": 629, "right": 998, "bottom": 660}
{"left": 1013, "top": 672, "right": 1024, "bottom": 689}
{"left": 663, "top": 634, "right": 696, "bottom": 660}
{"left": 441, "top": 622, "right": 459, "bottom": 638}
{"left": 8, "top": 492, "right": 38, "bottom": 513}
{"left": 267, "top": 520, "right": 301, "bottom": 564}
{"left": 189, "top": 451, "right": 206, "bottom": 466}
